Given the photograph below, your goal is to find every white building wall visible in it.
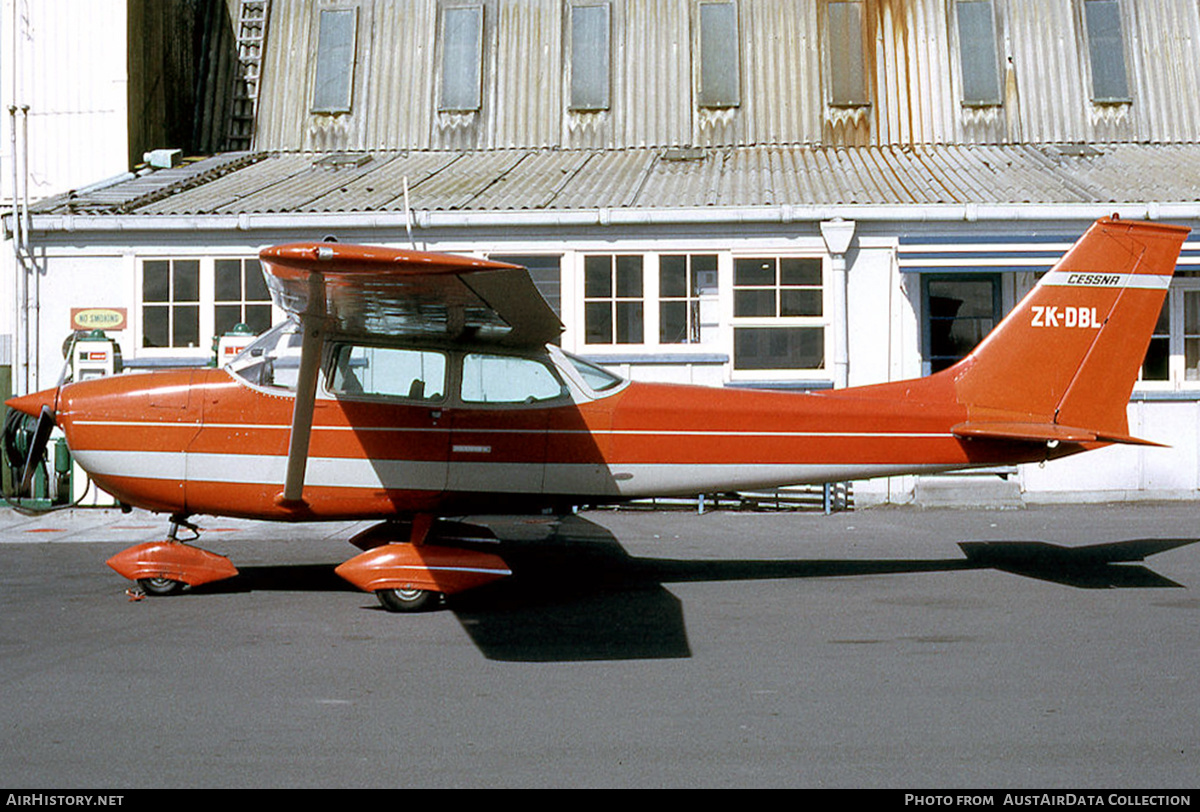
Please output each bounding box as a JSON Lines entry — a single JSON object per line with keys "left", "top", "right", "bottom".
{"left": 2, "top": 0, "right": 130, "bottom": 395}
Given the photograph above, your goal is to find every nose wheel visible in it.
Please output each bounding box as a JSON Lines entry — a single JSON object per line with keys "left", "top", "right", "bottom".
{"left": 137, "top": 576, "right": 188, "bottom": 597}
{"left": 376, "top": 587, "right": 439, "bottom": 613}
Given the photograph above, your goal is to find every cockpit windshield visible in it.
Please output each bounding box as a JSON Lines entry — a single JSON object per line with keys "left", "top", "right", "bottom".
{"left": 226, "top": 320, "right": 304, "bottom": 391}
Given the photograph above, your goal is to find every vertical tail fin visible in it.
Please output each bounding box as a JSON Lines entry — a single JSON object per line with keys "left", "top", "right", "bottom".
{"left": 950, "top": 217, "right": 1189, "bottom": 444}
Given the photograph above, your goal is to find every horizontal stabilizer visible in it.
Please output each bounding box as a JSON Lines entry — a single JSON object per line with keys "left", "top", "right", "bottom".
{"left": 951, "top": 421, "right": 1168, "bottom": 448}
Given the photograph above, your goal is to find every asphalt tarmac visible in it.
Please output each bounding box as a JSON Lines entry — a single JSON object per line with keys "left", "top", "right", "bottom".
{"left": 1, "top": 501, "right": 1198, "bottom": 789}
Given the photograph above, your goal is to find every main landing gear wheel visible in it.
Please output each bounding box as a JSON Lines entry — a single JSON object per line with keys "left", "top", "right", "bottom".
{"left": 376, "top": 587, "right": 439, "bottom": 613}
{"left": 137, "top": 577, "right": 187, "bottom": 597}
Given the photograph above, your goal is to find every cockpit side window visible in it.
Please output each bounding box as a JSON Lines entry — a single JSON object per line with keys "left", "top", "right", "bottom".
{"left": 461, "top": 353, "right": 568, "bottom": 404}
{"left": 328, "top": 344, "right": 447, "bottom": 401}
{"left": 564, "top": 352, "right": 624, "bottom": 393}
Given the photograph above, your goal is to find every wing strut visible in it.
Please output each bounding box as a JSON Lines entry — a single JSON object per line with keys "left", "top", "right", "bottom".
{"left": 279, "top": 271, "right": 327, "bottom": 507}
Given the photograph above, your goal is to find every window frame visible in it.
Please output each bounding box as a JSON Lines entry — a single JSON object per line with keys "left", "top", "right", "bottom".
{"left": 137, "top": 256, "right": 280, "bottom": 359}
{"left": 1081, "top": 0, "right": 1132, "bottom": 104}
{"left": 825, "top": 0, "right": 870, "bottom": 109}
{"left": 140, "top": 258, "right": 202, "bottom": 352}
{"left": 567, "top": 1, "right": 612, "bottom": 112}
{"left": 730, "top": 254, "right": 829, "bottom": 377}
{"left": 954, "top": 0, "right": 1002, "bottom": 107}
{"left": 696, "top": 0, "right": 741, "bottom": 109}
{"left": 919, "top": 272, "right": 1003, "bottom": 375}
{"left": 310, "top": 6, "right": 359, "bottom": 115}
{"left": 582, "top": 254, "right": 646, "bottom": 346}
{"left": 659, "top": 253, "right": 719, "bottom": 345}
{"left": 438, "top": 2, "right": 486, "bottom": 113}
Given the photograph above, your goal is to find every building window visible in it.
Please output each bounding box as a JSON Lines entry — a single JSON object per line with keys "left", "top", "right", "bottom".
{"left": 697, "top": 1, "right": 740, "bottom": 109}
{"left": 660, "top": 254, "right": 718, "bottom": 344}
{"left": 956, "top": 0, "right": 1001, "bottom": 106}
{"left": 142, "top": 259, "right": 200, "bottom": 349}
{"left": 569, "top": 2, "right": 611, "bottom": 111}
{"left": 732, "top": 257, "right": 825, "bottom": 371}
{"left": 311, "top": 8, "right": 358, "bottom": 114}
{"left": 1140, "top": 280, "right": 1200, "bottom": 387}
{"left": 584, "top": 255, "right": 644, "bottom": 344}
{"left": 1082, "top": 0, "right": 1130, "bottom": 103}
{"left": 826, "top": 0, "right": 868, "bottom": 107}
{"left": 215, "top": 259, "right": 273, "bottom": 337}
{"left": 440, "top": 4, "right": 485, "bottom": 112}
{"left": 921, "top": 274, "right": 1001, "bottom": 373}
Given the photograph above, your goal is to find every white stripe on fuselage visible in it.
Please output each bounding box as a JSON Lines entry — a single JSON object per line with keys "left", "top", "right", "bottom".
{"left": 71, "top": 448, "right": 960, "bottom": 498}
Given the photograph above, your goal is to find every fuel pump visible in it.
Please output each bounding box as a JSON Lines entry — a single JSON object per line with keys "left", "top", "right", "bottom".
{"left": 213, "top": 323, "right": 257, "bottom": 367}
{"left": 67, "top": 330, "right": 123, "bottom": 506}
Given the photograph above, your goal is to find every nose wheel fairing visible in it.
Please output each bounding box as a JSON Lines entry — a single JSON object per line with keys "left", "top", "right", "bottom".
{"left": 106, "top": 541, "right": 239, "bottom": 590}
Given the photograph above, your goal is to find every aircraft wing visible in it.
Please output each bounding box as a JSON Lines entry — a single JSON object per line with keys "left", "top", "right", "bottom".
{"left": 257, "top": 242, "right": 563, "bottom": 507}
{"left": 259, "top": 242, "right": 563, "bottom": 347}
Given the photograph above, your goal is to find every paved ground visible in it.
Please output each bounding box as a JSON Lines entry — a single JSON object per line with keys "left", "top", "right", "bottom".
{"left": 1, "top": 501, "right": 1198, "bottom": 789}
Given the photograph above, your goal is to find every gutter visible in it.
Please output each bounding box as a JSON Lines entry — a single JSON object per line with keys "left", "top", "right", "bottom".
{"left": 18, "top": 201, "right": 1200, "bottom": 235}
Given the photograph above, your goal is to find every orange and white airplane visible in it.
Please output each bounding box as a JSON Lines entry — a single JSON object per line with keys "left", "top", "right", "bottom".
{"left": 4, "top": 216, "right": 1190, "bottom": 611}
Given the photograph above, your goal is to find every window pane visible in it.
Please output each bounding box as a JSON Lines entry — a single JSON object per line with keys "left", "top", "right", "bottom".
{"left": 660, "top": 301, "right": 688, "bottom": 343}
{"left": 173, "top": 260, "right": 200, "bottom": 302}
{"left": 827, "top": 1, "right": 867, "bottom": 106}
{"left": 143, "top": 261, "right": 169, "bottom": 302}
{"left": 1084, "top": 0, "right": 1129, "bottom": 101}
{"left": 734, "top": 327, "right": 824, "bottom": 370}
{"left": 244, "top": 260, "right": 269, "bottom": 301}
{"left": 698, "top": 1, "right": 740, "bottom": 108}
{"left": 1142, "top": 298, "right": 1170, "bottom": 381}
{"left": 570, "top": 3, "right": 610, "bottom": 110}
{"left": 615, "top": 301, "right": 644, "bottom": 344}
{"left": 735, "top": 258, "right": 775, "bottom": 287}
{"left": 926, "top": 277, "right": 998, "bottom": 371}
{"left": 584, "top": 256, "right": 612, "bottom": 298}
{"left": 173, "top": 305, "right": 200, "bottom": 348}
{"left": 660, "top": 255, "right": 688, "bottom": 298}
{"left": 615, "top": 255, "right": 643, "bottom": 298}
{"left": 312, "top": 8, "right": 357, "bottom": 113}
{"left": 215, "top": 259, "right": 242, "bottom": 302}
{"left": 245, "top": 305, "right": 273, "bottom": 334}
{"left": 780, "top": 289, "right": 822, "bottom": 318}
{"left": 585, "top": 301, "right": 613, "bottom": 344}
{"left": 691, "top": 254, "right": 718, "bottom": 294}
{"left": 143, "top": 305, "right": 169, "bottom": 348}
{"left": 957, "top": 0, "right": 1000, "bottom": 104}
{"left": 734, "top": 289, "right": 776, "bottom": 318}
{"left": 215, "top": 305, "right": 242, "bottom": 337}
{"left": 441, "top": 5, "right": 484, "bottom": 111}
{"left": 780, "top": 257, "right": 821, "bottom": 286}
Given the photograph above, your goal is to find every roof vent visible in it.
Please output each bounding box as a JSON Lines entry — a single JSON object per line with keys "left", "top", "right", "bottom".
{"left": 314, "top": 153, "right": 373, "bottom": 168}
{"left": 661, "top": 147, "right": 707, "bottom": 162}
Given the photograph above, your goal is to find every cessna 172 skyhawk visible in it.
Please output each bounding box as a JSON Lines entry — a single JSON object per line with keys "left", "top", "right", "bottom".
{"left": 4, "top": 217, "right": 1191, "bottom": 611}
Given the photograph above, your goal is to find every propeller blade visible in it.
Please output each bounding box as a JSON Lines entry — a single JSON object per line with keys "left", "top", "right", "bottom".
{"left": 18, "top": 406, "right": 56, "bottom": 496}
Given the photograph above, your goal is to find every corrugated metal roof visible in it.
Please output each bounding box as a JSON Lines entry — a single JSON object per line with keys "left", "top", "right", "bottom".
{"left": 30, "top": 143, "right": 1200, "bottom": 218}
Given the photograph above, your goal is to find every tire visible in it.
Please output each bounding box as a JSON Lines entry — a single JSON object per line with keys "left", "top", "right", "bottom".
{"left": 138, "top": 577, "right": 186, "bottom": 597}
{"left": 376, "top": 587, "right": 438, "bottom": 613}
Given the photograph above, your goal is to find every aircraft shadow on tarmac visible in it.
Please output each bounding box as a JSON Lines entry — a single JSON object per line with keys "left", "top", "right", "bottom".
{"left": 195, "top": 516, "right": 1199, "bottom": 663}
